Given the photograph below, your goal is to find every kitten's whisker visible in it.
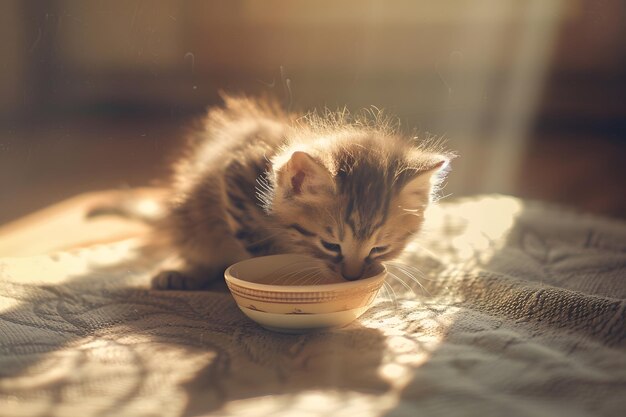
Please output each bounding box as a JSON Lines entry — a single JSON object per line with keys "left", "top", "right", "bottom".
{"left": 313, "top": 272, "right": 331, "bottom": 285}
{"left": 405, "top": 241, "right": 440, "bottom": 260}
{"left": 433, "top": 192, "right": 452, "bottom": 203}
{"left": 269, "top": 265, "right": 320, "bottom": 285}
{"left": 284, "top": 266, "right": 324, "bottom": 285}
{"left": 290, "top": 268, "right": 318, "bottom": 285}
{"left": 291, "top": 268, "right": 324, "bottom": 285}
{"left": 304, "top": 273, "right": 321, "bottom": 286}
{"left": 379, "top": 283, "right": 392, "bottom": 303}
{"left": 313, "top": 270, "right": 331, "bottom": 285}
{"left": 262, "top": 261, "right": 320, "bottom": 284}
{"left": 263, "top": 260, "right": 319, "bottom": 277}
{"left": 383, "top": 281, "right": 399, "bottom": 309}
{"left": 304, "top": 271, "right": 326, "bottom": 286}
{"left": 387, "top": 271, "right": 417, "bottom": 298}
{"left": 392, "top": 263, "right": 435, "bottom": 285}
{"left": 386, "top": 264, "right": 432, "bottom": 296}
{"left": 387, "top": 261, "right": 434, "bottom": 282}
{"left": 388, "top": 263, "right": 428, "bottom": 286}
{"left": 269, "top": 269, "right": 313, "bottom": 285}
{"left": 376, "top": 282, "right": 391, "bottom": 301}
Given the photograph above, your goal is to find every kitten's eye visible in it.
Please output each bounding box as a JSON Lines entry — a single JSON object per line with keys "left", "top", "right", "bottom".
{"left": 320, "top": 240, "right": 341, "bottom": 253}
{"left": 369, "top": 246, "right": 389, "bottom": 256}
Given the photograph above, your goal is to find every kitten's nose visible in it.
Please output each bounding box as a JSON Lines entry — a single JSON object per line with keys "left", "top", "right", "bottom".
{"left": 341, "top": 272, "right": 361, "bottom": 281}
{"left": 341, "top": 263, "right": 364, "bottom": 281}
{"left": 342, "top": 253, "right": 366, "bottom": 281}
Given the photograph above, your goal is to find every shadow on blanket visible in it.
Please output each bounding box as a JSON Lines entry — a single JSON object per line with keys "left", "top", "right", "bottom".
{"left": 381, "top": 200, "right": 626, "bottom": 416}
{"left": 1, "top": 196, "right": 625, "bottom": 416}
{"left": 0, "top": 248, "right": 391, "bottom": 416}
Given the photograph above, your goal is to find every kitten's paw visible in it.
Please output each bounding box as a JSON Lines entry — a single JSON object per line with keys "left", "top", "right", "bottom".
{"left": 151, "top": 270, "right": 207, "bottom": 290}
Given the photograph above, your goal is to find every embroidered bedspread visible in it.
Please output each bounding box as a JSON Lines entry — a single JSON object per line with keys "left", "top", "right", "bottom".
{"left": 1, "top": 195, "right": 624, "bottom": 417}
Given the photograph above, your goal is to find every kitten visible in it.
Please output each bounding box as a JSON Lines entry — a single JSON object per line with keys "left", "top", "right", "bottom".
{"left": 151, "top": 95, "right": 451, "bottom": 290}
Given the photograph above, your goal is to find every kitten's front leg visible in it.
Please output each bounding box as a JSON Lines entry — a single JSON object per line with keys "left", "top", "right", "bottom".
{"left": 151, "top": 258, "right": 226, "bottom": 290}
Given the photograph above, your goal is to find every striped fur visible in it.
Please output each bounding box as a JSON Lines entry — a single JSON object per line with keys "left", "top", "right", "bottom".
{"left": 153, "top": 94, "right": 452, "bottom": 289}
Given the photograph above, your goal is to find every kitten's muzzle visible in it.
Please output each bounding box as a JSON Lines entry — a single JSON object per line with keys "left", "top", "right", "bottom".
{"left": 340, "top": 261, "right": 381, "bottom": 281}
{"left": 341, "top": 272, "right": 362, "bottom": 281}
{"left": 340, "top": 263, "right": 365, "bottom": 281}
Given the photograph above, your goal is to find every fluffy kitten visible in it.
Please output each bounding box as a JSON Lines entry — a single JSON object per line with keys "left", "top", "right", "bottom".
{"left": 152, "top": 95, "right": 451, "bottom": 290}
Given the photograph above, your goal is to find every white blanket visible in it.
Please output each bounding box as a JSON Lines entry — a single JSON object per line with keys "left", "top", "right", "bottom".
{"left": 1, "top": 195, "right": 625, "bottom": 417}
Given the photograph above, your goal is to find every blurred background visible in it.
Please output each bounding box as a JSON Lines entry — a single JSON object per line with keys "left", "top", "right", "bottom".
{"left": 1, "top": 0, "right": 625, "bottom": 226}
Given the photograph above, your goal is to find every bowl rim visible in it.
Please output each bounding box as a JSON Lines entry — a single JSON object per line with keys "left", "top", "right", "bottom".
{"left": 224, "top": 254, "right": 387, "bottom": 293}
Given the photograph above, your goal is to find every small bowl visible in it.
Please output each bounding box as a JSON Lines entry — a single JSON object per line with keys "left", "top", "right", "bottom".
{"left": 224, "top": 254, "right": 386, "bottom": 333}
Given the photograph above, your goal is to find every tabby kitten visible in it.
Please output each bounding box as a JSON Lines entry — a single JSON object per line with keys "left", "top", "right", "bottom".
{"left": 153, "top": 95, "right": 450, "bottom": 290}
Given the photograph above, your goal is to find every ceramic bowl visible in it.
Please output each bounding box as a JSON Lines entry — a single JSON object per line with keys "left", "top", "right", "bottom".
{"left": 224, "top": 254, "right": 386, "bottom": 333}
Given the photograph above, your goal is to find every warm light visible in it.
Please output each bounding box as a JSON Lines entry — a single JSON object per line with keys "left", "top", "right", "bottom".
{"left": 134, "top": 198, "right": 165, "bottom": 219}
{"left": 410, "top": 195, "right": 524, "bottom": 265}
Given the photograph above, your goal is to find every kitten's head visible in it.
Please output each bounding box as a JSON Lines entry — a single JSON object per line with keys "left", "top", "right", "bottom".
{"left": 267, "top": 131, "right": 450, "bottom": 281}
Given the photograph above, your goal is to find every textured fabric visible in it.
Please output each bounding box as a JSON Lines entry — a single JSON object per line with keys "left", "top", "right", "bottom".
{"left": 1, "top": 195, "right": 625, "bottom": 417}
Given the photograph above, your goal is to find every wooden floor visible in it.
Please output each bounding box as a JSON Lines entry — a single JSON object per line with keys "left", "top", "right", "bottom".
{"left": 1, "top": 114, "right": 625, "bottom": 226}
{"left": 520, "top": 133, "right": 626, "bottom": 219}
{"left": 1, "top": 115, "right": 186, "bottom": 225}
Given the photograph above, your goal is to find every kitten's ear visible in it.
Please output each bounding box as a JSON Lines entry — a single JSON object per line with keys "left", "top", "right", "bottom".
{"left": 400, "top": 155, "right": 450, "bottom": 202}
{"left": 276, "top": 151, "right": 334, "bottom": 196}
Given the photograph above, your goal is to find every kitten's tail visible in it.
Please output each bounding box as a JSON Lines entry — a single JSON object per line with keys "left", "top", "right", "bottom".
{"left": 85, "top": 189, "right": 167, "bottom": 225}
